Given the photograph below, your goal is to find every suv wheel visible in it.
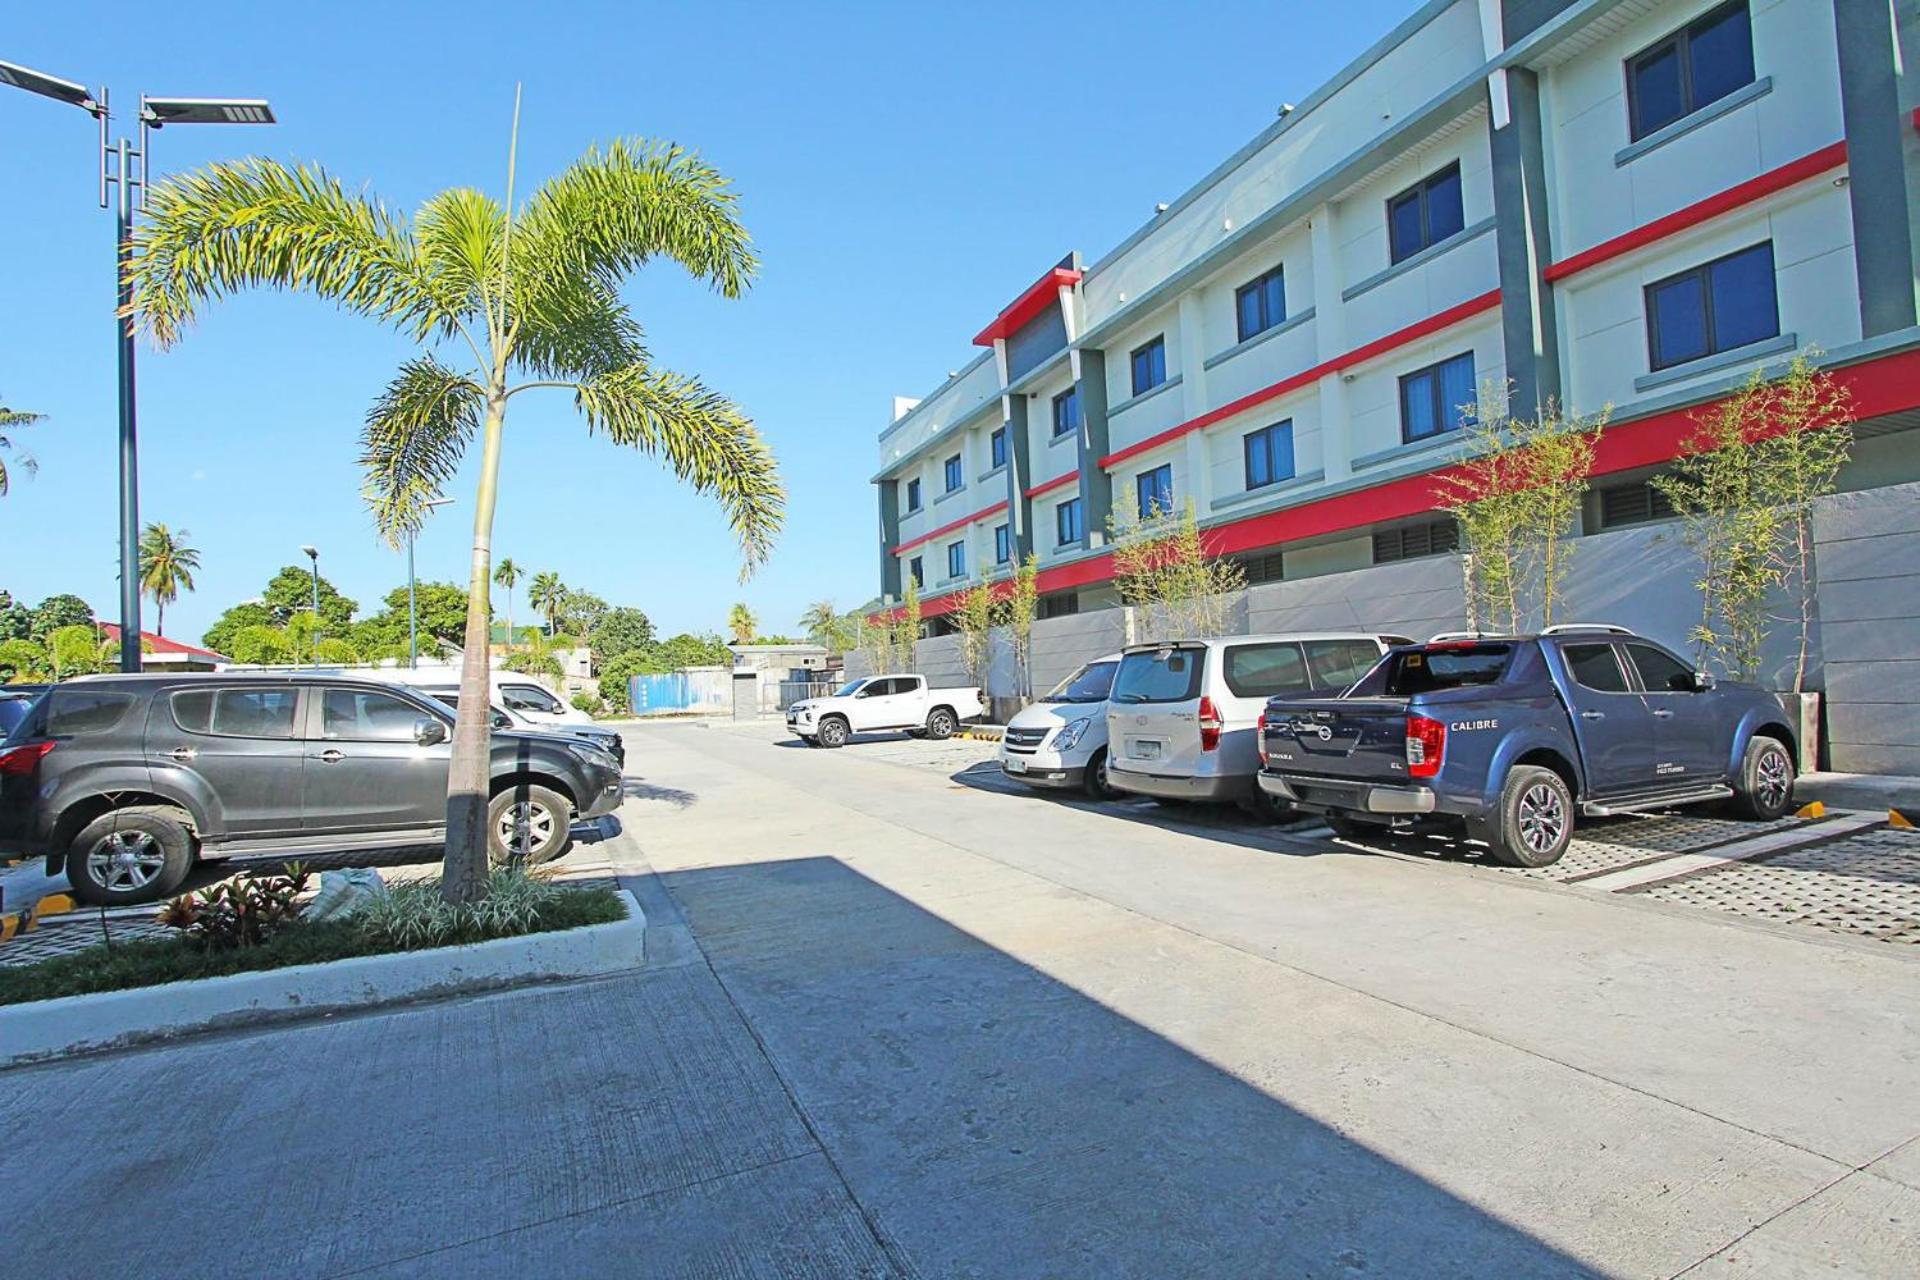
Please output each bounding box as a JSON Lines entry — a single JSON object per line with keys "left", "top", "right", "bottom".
{"left": 487, "top": 784, "right": 572, "bottom": 866}
{"left": 816, "top": 716, "right": 850, "bottom": 748}
{"left": 1083, "top": 748, "right": 1117, "bottom": 801}
{"left": 1731, "top": 736, "right": 1795, "bottom": 821}
{"left": 67, "top": 806, "right": 196, "bottom": 906}
{"left": 925, "top": 708, "right": 957, "bottom": 740}
{"left": 1480, "top": 766, "right": 1575, "bottom": 868}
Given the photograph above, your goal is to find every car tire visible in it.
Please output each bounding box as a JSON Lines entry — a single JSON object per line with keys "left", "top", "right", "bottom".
{"left": 1480, "top": 766, "right": 1575, "bottom": 868}
{"left": 66, "top": 806, "right": 196, "bottom": 907}
{"left": 1083, "top": 748, "right": 1118, "bottom": 801}
{"left": 925, "top": 708, "right": 957, "bottom": 740}
{"left": 487, "top": 783, "right": 573, "bottom": 867}
{"left": 1730, "top": 735, "right": 1795, "bottom": 821}
{"left": 1238, "top": 790, "right": 1296, "bottom": 822}
{"left": 816, "top": 716, "right": 850, "bottom": 748}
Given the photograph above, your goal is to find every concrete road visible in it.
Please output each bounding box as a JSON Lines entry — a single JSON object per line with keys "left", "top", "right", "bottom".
{"left": 2, "top": 719, "right": 1915, "bottom": 1278}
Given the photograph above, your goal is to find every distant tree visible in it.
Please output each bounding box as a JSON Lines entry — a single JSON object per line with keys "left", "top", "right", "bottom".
{"left": 228, "top": 624, "right": 295, "bottom": 665}
{"left": 262, "top": 565, "right": 356, "bottom": 630}
{"left": 558, "top": 589, "right": 608, "bottom": 638}
{"left": 588, "top": 607, "right": 655, "bottom": 661}
{"left": 137, "top": 523, "right": 201, "bottom": 637}
{"left": 203, "top": 601, "right": 275, "bottom": 656}
{"left": 0, "top": 396, "right": 44, "bottom": 496}
{"left": 0, "top": 590, "right": 30, "bottom": 642}
{"left": 596, "top": 649, "right": 661, "bottom": 715}
{"left": 529, "top": 572, "right": 566, "bottom": 636}
{"left": 0, "top": 638, "right": 49, "bottom": 682}
{"left": 29, "top": 594, "right": 93, "bottom": 644}
{"left": 727, "top": 602, "right": 757, "bottom": 645}
{"left": 652, "top": 631, "right": 731, "bottom": 669}
{"left": 388, "top": 581, "right": 472, "bottom": 646}
{"left": 47, "top": 625, "right": 113, "bottom": 679}
{"left": 492, "top": 557, "right": 523, "bottom": 649}
{"left": 799, "top": 599, "right": 859, "bottom": 653}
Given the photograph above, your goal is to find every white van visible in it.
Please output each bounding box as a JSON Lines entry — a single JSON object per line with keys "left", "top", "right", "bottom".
{"left": 384, "top": 668, "right": 594, "bottom": 728}
{"left": 1105, "top": 632, "right": 1409, "bottom": 816}
{"left": 999, "top": 654, "right": 1123, "bottom": 799}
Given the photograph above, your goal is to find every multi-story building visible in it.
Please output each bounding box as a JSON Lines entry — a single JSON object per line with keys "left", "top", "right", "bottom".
{"left": 870, "top": 0, "right": 1920, "bottom": 768}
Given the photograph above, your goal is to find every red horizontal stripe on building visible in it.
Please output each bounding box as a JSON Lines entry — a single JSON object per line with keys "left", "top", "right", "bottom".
{"left": 1098, "top": 289, "right": 1502, "bottom": 470}
{"left": 893, "top": 500, "right": 1010, "bottom": 556}
{"left": 897, "top": 347, "right": 1920, "bottom": 620}
{"left": 1023, "top": 471, "right": 1078, "bottom": 499}
{"left": 1544, "top": 141, "right": 1848, "bottom": 283}
{"left": 973, "top": 267, "right": 1084, "bottom": 347}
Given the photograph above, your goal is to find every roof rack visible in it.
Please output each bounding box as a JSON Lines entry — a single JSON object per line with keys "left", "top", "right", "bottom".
{"left": 1540, "top": 623, "right": 1633, "bottom": 635}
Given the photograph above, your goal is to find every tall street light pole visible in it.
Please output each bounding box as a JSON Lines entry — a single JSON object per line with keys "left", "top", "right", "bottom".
{"left": 407, "top": 497, "right": 454, "bottom": 669}
{"left": 301, "top": 545, "right": 321, "bottom": 666}
{"left": 1, "top": 61, "right": 274, "bottom": 673}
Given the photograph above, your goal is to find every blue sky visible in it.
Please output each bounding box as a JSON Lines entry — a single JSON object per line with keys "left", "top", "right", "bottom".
{"left": 1, "top": 0, "right": 1410, "bottom": 645}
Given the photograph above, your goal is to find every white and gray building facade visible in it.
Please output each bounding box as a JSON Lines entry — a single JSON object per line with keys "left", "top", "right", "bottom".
{"left": 871, "top": 0, "right": 1920, "bottom": 770}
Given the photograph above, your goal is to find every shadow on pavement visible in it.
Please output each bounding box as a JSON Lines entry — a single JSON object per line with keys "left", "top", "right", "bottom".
{"left": 660, "top": 854, "right": 1595, "bottom": 1277}
{"left": 621, "top": 776, "right": 698, "bottom": 807}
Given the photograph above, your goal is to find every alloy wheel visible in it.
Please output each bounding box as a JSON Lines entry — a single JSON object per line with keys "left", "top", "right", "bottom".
{"left": 85, "top": 830, "right": 166, "bottom": 892}
{"left": 1517, "top": 783, "right": 1566, "bottom": 855}
{"left": 1756, "top": 746, "right": 1791, "bottom": 810}
{"left": 496, "top": 800, "right": 556, "bottom": 858}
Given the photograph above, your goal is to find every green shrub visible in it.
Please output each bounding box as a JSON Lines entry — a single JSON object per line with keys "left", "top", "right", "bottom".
{"left": 156, "top": 864, "right": 311, "bottom": 950}
{"left": 571, "top": 691, "right": 607, "bottom": 717}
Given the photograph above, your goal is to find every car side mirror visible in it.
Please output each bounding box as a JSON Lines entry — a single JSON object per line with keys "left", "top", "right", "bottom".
{"left": 414, "top": 718, "right": 449, "bottom": 746}
{"left": 1691, "top": 671, "right": 1716, "bottom": 693}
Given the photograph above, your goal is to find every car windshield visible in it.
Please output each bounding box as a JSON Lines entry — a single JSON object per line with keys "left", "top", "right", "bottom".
{"left": 1378, "top": 644, "right": 1513, "bottom": 695}
{"left": 1110, "top": 649, "right": 1205, "bottom": 704}
{"left": 832, "top": 679, "right": 867, "bottom": 697}
{"left": 1043, "top": 661, "right": 1117, "bottom": 704}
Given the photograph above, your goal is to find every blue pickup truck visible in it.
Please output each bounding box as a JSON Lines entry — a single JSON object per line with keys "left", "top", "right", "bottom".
{"left": 1256, "top": 626, "right": 1800, "bottom": 867}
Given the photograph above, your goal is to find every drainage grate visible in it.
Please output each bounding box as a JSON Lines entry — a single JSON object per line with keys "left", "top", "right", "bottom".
{"left": 1625, "top": 826, "right": 1920, "bottom": 944}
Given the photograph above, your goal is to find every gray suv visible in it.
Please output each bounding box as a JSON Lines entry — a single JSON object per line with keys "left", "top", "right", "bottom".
{"left": 0, "top": 673, "right": 625, "bottom": 906}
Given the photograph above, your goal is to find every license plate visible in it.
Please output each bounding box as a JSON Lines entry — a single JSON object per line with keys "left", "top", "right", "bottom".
{"left": 1004, "top": 757, "right": 1027, "bottom": 774}
{"left": 1133, "top": 740, "right": 1162, "bottom": 761}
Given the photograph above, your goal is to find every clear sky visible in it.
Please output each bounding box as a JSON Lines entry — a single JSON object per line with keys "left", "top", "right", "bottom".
{"left": 2, "top": 0, "right": 1412, "bottom": 646}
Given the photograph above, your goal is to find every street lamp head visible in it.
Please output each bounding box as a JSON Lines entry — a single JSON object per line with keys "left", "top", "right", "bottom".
{"left": 141, "top": 96, "right": 275, "bottom": 127}
{"left": 300, "top": 544, "right": 318, "bottom": 561}
{"left": 0, "top": 60, "right": 97, "bottom": 112}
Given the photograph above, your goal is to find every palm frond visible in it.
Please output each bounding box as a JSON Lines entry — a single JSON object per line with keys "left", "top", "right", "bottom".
{"left": 126, "top": 158, "right": 459, "bottom": 349}
{"left": 573, "top": 362, "right": 784, "bottom": 574}
{"left": 513, "top": 139, "right": 757, "bottom": 312}
{"left": 360, "top": 357, "right": 485, "bottom": 547}
{"left": 413, "top": 188, "right": 507, "bottom": 323}
{"left": 512, "top": 273, "right": 647, "bottom": 380}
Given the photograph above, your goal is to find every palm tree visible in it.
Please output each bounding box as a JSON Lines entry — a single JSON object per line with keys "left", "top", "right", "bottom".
{"left": 529, "top": 571, "right": 566, "bottom": 637}
{"left": 138, "top": 523, "right": 201, "bottom": 636}
{"left": 799, "top": 599, "right": 846, "bottom": 651}
{"left": 125, "top": 113, "right": 785, "bottom": 902}
{"left": 493, "top": 557, "right": 523, "bottom": 649}
{"left": 0, "top": 396, "right": 44, "bottom": 496}
{"left": 728, "top": 602, "right": 758, "bottom": 645}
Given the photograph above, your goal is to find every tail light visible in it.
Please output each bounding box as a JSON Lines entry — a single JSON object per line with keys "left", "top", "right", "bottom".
{"left": 1198, "top": 696, "right": 1223, "bottom": 752}
{"left": 0, "top": 741, "right": 54, "bottom": 776}
{"left": 1405, "top": 715, "right": 1445, "bottom": 779}
{"left": 1256, "top": 711, "right": 1269, "bottom": 765}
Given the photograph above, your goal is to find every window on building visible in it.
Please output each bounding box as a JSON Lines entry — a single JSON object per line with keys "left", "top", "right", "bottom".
{"left": 1056, "top": 498, "right": 1085, "bottom": 547}
{"left": 1399, "top": 352, "right": 1477, "bottom": 442}
{"left": 943, "top": 453, "right": 963, "bottom": 493}
{"left": 1598, "top": 480, "right": 1677, "bottom": 529}
{"left": 909, "top": 556, "right": 924, "bottom": 588}
{"left": 946, "top": 540, "right": 966, "bottom": 579}
{"left": 1387, "top": 163, "right": 1465, "bottom": 264}
{"left": 994, "top": 523, "right": 1012, "bottom": 565}
{"left": 1234, "top": 550, "right": 1286, "bottom": 585}
{"left": 1135, "top": 464, "right": 1174, "bottom": 518}
{"left": 1235, "top": 266, "right": 1287, "bottom": 343}
{"left": 905, "top": 478, "right": 921, "bottom": 512}
{"left": 1243, "top": 421, "right": 1296, "bottom": 491}
{"left": 1130, "top": 336, "right": 1167, "bottom": 396}
{"left": 1628, "top": 1, "right": 1754, "bottom": 141}
{"left": 1038, "top": 592, "right": 1080, "bottom": 619}
{"left": 1645, "top": 242, "right": 1778, "bottom": 371}
{"left": 989, "top": 426, "right": 1007, "bottom": 470}
{"left": 1052, "top": 387, "right": 1080, "bottom": 439}
{"left": 1372, "top": 519, "right": 1460, "bottom": 563}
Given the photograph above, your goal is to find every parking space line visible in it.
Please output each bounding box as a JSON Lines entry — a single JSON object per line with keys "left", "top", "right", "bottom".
{"left": 1576, "top": 814, "right": 1886, "bottom": 893}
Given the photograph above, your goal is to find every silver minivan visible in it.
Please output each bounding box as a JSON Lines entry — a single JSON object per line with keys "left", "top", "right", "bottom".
{"left": 1105, "top": 632, "right": 1409, "bottom": 815}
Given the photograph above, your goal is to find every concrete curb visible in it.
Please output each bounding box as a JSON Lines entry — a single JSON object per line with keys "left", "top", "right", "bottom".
{"left": 0, "top": 890, "right": 646, "bottom": 1068}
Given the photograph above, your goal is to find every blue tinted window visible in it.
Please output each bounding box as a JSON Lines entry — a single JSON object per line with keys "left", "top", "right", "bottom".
{"left": 1244, "top": 421, "right": 1296, "bottom": 490}
{"left": 989, "top": 427, "right": 1007, "bottom": 470}
{"left": 1387, "top": 164, "right": 1465, "bottom": 263}
{"left": 1629, "top": 2, "right": 1755, "bottom": 141}
{"left": 1056, "top": 498, "right": 1084, "bottom": 546}
{"left": 1234, "top": 267, "right": 1286, "bottom": 342}
{"left": 1052, "top": 388, "right": 1080, "bottom": 438}
{"left": 905, "top": 478, "right": 921, "bottom": 511}
{"left": 946, "top": 541, "right": 965, "bottom": 578}
{"left": 909, "top": 556, "right": 923, "bottom": 588}
{"left": 943, "top": 454, "right": 962, "bottom": 492}
{"left": 1130, "top": 337, "right": 1166, "bottom": 395}
{"left": 1135, "top": 465, "right": 1173, "bottom": 518}
{"left": 1399, "top": 353, "right": 1476, "bottom": 443}
{"left": 1645, "top": 242, "right": 1777, "bottom": 371}
{"left": 994, "top": 523, "right": 1011, "bottom": 564}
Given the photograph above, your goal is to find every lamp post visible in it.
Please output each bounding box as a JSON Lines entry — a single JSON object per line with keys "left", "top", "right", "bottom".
{"left": 1, "top": 61, "right": 274, "bottom": 674}
{"left": 407, "top": 498, "right": 454, "bottom": 668}
{"left": 300, "top": 545, "right": 320, "bottom": 666}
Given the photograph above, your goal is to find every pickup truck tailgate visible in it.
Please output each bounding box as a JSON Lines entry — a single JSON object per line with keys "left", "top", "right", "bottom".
{"left": 1263, "top": 698, "right": 1410, "bottom": 778}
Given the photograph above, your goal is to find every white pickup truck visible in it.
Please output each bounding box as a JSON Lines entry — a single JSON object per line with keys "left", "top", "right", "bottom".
{"left": 787, "top": 674, "right": 986, "bottom": 747}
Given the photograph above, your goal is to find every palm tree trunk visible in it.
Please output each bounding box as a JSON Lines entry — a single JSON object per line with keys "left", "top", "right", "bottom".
{"left": 155, "top": 600, "right": 164, "bottom": 638}
{"left": 444, "top": 392, "right": 507, "bottom": 904}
